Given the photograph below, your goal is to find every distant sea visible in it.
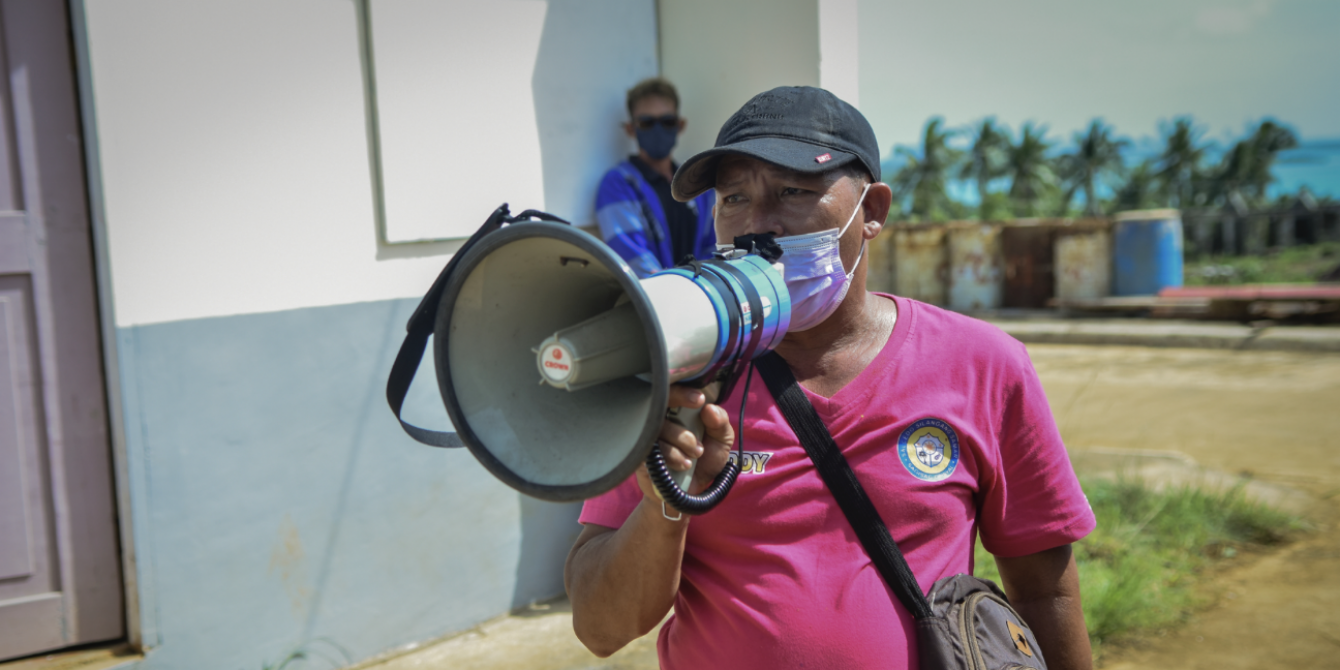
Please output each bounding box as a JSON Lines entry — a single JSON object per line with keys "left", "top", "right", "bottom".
{"left": 1271, "top": 139, "right": 1340, "bottom": 201}
{"left": 1118, "top": 136, "right": 1340, "bottom": 202}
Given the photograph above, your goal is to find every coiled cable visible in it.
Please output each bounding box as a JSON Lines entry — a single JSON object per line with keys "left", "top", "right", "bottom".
{"left": 645, "top": 361, "right": 756, "bottom": 515}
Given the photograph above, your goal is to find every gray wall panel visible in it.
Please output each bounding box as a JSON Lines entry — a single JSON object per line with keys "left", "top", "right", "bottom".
{"left": 118, "top": 297, "right": 581, "bottom": 670}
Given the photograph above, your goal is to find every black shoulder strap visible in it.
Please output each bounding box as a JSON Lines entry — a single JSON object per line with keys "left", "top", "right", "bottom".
{"left": 753, "top": 351, "right": 934, "bottom": 620}
{"left": 385, "top": 204, "right": 569, "bottom": 448}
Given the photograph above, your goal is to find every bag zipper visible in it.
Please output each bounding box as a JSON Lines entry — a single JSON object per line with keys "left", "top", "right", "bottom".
{"left": 959, "top": 590, "right": 1030, "bottom": 670}
{"left": 958, "top": 592, "right": 985, "bottom": 670}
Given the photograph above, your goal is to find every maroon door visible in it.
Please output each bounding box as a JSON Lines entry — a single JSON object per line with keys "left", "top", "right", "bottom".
{"left": 1002, "top": 223, "right": 1056, "bottom": 309}
{"left": 0, "top": 1, "right": 124, "bottom": 660}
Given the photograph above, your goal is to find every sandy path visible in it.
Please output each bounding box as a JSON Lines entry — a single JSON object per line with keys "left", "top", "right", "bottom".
{"left": 1030, "top": 345, "right": 1340, "bottom": 488}
{"left": 1028, "top": 345, "right": 1340, "bottom": 668}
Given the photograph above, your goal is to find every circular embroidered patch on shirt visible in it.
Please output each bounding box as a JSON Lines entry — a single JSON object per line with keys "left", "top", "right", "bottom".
{"left": 898, "top": 418, "right": 960, "bottom": 481}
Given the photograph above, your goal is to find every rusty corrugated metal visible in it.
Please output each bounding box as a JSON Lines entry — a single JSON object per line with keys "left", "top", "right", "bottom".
{"left": 1055, "top": 220, "right": 1112, "bottom": 302}
{"left": 1002, "top": 221, "right": 1055, "bottom": 308}
{"left": 947, "top": 223, "right": 1002, "bottom": 311}
{"left": 893, "top": 224, "right": 948, "bottom": 305}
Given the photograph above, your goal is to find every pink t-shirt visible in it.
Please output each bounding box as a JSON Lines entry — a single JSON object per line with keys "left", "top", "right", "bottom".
{"left": 579, "top": 295, "right": 1095, "bottom": 669}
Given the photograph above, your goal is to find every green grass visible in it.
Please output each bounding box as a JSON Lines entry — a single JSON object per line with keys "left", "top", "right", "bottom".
{"left": 975, "top": 477, "right": 1304, "bottom": 658}
{"left": 1184, "top": 241, "right": 1340, "bottom": 285}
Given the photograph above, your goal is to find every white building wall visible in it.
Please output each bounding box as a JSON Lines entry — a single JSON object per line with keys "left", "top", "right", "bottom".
{"left": 659, "top": 0, "right": 866, "bottom": 161}
{"left": 73, "top": 2, "right": 664, "bottom": 666}
{"left": 371, "top": 0, "right": 551, "bottom": 244}
{"left": 819, "top": 0, "right": 861, "bottom": 108}
{"left": 659, "top": 0, "right": 821, "bottom": 160}
{"left": 81, "top": 0, "right": 657, "bottom": 328}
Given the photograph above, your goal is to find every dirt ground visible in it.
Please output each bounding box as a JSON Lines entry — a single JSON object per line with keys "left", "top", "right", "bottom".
{"left": 360, "top": 344, "right": 1340, "bottom": 670}
{"left": 1032, "top": 345, "right": 1340, "bottom": 668}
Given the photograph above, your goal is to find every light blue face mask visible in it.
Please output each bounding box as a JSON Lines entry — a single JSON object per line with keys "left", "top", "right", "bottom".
{"left": 718, "top": 183, "right": 870, "bottom": 332}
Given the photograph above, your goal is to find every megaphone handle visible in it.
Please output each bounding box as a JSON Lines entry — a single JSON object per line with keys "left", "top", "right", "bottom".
{"left": 648, "top": 387, "right": 742, "bottom": 516}
{"left": 663, "top": 404, "right": 706, "bottom": 493}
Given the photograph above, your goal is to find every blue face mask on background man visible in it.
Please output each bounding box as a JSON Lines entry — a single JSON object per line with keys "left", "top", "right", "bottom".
{"left": 635, "top": 115, "right": 679, "bottom": 160}
{"left": 765, "top": 183, "right": 871, "bottom": 333}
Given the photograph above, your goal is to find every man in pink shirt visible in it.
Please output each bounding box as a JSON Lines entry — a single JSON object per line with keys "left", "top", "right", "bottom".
{"left": 564, "top": 87, "right": 1095, "bottom": 669}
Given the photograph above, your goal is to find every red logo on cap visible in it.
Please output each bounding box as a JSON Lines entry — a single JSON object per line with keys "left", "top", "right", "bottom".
{"left": 553, "top": 349, "right": 563, "bottom": 360}
{"left": 815, "top": 153, "right": 832, "bottom": 164}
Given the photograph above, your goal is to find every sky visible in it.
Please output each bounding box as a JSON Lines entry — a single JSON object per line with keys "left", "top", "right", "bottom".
{"left": 857, "top": 0, "right": 1340, "bottom": 196}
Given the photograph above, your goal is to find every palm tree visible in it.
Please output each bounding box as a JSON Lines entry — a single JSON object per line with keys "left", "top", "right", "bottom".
{"left": 1006, "top": 122, "right": 1055, "bottom": 217}
{"left": 1056, "top": 120, "right": 1129, "bottom": 216}
{"left": 1156, "top": 117, "right": 1208, "bottom": 208}
{"left": 1210, "top": 140, "right": 1253, "bottom": 206}
{"left": 887, "top": 118, "right": 962, "bottom": 220}
{"left": 1244, "top": 120, "right": 1298, "bottom": 201}
{"left": 1113, "top": 159, "right": 1161, "bottom": 211}
{"left": 957, "top": 118, "right": 1010, "bottom": 219}
{"left": 1209, "top": 120, "right": 1299, "bottom": 207}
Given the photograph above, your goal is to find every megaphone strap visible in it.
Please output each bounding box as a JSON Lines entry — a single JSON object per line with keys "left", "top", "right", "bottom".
{"left": 386, "top": 327, "right": 464, "bottom": 448}
{"left": 404, "top": 206, "right": 570, "bottom": 336}
{"left": 387, "top": 204, "right": 570, "bottom": 449}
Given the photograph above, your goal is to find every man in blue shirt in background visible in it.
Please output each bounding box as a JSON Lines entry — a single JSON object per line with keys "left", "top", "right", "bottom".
{"left": 596, "top": 78, "right": 715, "bottom": 277}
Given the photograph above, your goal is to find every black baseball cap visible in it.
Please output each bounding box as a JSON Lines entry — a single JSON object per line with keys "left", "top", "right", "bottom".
{"left": 671, "top": 86, "right": 881, "bottom": 202}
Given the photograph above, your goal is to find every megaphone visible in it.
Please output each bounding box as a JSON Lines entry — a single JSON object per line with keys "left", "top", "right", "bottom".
{"left": 387, "top": 205, "right": 789, "bottom": 514}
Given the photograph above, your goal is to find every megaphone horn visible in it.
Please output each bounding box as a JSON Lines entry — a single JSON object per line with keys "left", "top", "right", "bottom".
{"left": 387, "top": 205, "right": 790, "bottom": 515}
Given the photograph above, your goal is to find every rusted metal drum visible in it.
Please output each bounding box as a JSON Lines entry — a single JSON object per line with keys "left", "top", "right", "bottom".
{"left": 1113, "top": 209, "right": 1183, "bottom": 296}
{"left": 1054, "top": 220, "right": 1112, "bottom": 302}
{"left": 892, "top": 224, "right": 948, "bottom": 306}
{"left": 946, "top": 223, "right": 1002, "bottom": 311}
{"left": 1002, "top": 221, "right": 1055, "bottom": 308}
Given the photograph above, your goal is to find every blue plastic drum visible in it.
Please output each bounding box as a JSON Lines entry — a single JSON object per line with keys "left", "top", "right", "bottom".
{"left": 1113, "top": 210, "right": 1183, "bottom": 296}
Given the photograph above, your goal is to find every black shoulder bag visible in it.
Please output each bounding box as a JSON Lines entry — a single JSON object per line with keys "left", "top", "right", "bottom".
{"left": 753, "top": 351, "right": 1048, "bottom": 670}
